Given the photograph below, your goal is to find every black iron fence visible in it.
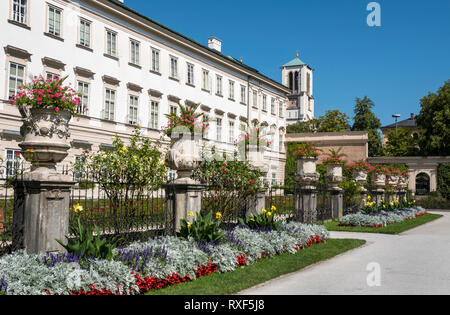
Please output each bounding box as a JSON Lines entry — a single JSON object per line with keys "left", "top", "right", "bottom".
{"left": 266, "top": 184, "right": 296, "bottom": 220}
{"left": 0, "top": 174, "right": 15, "bottom": 257}
{"left": 69, "top": 171, "right": 167, "bottom": 245}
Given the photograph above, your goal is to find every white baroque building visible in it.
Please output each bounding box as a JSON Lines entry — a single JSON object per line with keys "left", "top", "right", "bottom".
{"left": 0, "top": 0, "right": 301, "bottom": 185}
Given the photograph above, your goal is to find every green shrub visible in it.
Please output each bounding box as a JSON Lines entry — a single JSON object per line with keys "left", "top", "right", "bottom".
{"left": 178, "top": 211, "right": 225, "bottom": 243}
{"left": 438, "top": 163, "right": 450, "bottom": 200}
{"left": 416, "top": 196, "right": 450, "bottom": 210}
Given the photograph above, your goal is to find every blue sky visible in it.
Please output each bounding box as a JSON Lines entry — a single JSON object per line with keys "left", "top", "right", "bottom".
{"left": 124, "top": 0, "right": 450, "bottom": 127}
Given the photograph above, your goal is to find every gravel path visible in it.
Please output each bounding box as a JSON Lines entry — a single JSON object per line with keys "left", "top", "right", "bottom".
{"left": 240, "top": 212, "right": 450, "bottom": 295}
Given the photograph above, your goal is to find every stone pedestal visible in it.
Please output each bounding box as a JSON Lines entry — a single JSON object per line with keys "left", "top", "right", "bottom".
{"left": 329, "top": 188, "right": 344, "bottom": 220}
{"left": 246, "top": 189, "right": 267, "bottom": 217}
{"left": 371, "top": 189, "right": 385, "bottom": 205}
{"left": 296, "top": 184, "right": 317, "bottom": 224}
{"left": 13, "top": 175, "right": 74, "bottom": 254}
{"left": 164, "top": 183, "right": 205, "bottom": 235}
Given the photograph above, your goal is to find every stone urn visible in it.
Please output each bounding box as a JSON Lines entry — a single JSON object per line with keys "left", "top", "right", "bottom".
{"left": 168, "top": 132, "right": 203, "bottom": 184}
{"left": 387, "top": 174, "right": 400, "bottom": 186}
{"left": 293, "top": 156, "right": 320, "bottom": 184}
{"left": 19, "top": 106, "right": 72, "bottom": 181}
{"left": 398, "top": 176, "right": 408, "bottom": 191}
{"left": 326, "top": 164, "right": 344, "bottom": 190}
{"left": 371, "top": 172, "right": 386, "bottom": 189}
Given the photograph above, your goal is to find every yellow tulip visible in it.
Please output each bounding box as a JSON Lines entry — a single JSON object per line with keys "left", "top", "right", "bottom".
{"left": 187, "top": 223, "right": 192, "bottom": 229}
{"left": 73, "top": 203, "right": 83, "bottom": 213}
{"left": 271, "top": 206, "right": 277, "bottom": 212}
{"left": 216, "top": 212, "right": 223, "bottom": 219}
{"left": 261, "top": 209, "right": 267, "bottom": 214}
{"left": 267, "top": 212, "right": 272, "bottom": 217}
{"left": 188, "top": 211, "right": 195, "bottom": 217}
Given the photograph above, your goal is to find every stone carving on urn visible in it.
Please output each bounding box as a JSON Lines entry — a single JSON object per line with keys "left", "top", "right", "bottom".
{"left": 168, "top": 132, "right": 203, "bottom": 184}
{"left": 326, "top": 164, "right": 344, "bottom": 190}
{"left": 18, "top": 106, "right": 72, "bottom": 181}
{"left": 353, "top": 169, "right": 368, "bottom": 190}
{"left": 293, "top": 157, "right": 320, "bottom": 184}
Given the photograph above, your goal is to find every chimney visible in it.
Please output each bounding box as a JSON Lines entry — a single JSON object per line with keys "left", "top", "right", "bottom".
{"left": 411, "top": 113, "right": 415, "bottom": 120}
{"left": 208, "top": 37, "right": 222, "bottom": 53}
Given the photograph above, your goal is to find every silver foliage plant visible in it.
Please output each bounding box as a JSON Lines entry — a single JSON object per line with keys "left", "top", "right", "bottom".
{"left": 339, "top": 206, "right": 427, "bottom": 227}
{"left": 0, "top": 223, "right": 329, "bottom": 295}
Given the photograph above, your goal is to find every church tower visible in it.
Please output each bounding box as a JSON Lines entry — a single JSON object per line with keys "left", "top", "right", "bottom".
{"left": 281, "top": 52, "right": 315, "bottom": 125}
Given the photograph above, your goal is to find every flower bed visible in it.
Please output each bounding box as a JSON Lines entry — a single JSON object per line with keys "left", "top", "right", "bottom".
{"left": 339, "top": 206, "right": 428, "bottom": 228}
{"left": 0, "top": 222, "right": 329, "bottom": 295}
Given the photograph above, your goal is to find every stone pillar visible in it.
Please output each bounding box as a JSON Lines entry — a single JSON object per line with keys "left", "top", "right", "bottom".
{"left": 353, "top": 170, "right": 368, "bottom": 211}
{"left": 327, "top": 164, "right": 344, "bottom": 220}
{"left": 12, "top": 107, "right": 74, "bottom": 254}
{"left": 371, "top": 173, "right": 386, "bottom": 205}
{"left": 13, "top": 176, "right": 74, "bottom": 254}
{"left": 166, "top": 131, "right": 204, "bottom": 234}
{"left": 293, "top": 157, "right": 319, "bottom": 224}
{"left": 246, "top": 189, "right": 267, "bottom": 217}
{"left": 164, "top": 182, "right": 205, "bottom": 235}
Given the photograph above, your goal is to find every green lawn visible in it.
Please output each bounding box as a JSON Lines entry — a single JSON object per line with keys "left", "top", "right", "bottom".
{"left": 324, "top": 214, "right": 443, "bottom": 234}
{"left": 146, "top": 238, "right": 366, "bottom": 295}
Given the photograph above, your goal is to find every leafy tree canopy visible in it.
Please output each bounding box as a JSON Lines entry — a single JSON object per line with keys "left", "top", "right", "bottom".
{"left": 287, "top": 110, "right": 350, "bottom": 134}
{"left": 416, "top": 80, "right": 450, "bottom": 156}
{"left": 384, "top": 127, "right": 418, "bottom": 157}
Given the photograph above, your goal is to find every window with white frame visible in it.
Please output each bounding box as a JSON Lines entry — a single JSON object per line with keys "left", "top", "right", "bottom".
{"left": 128, "top": 95, "right": 139, "bottom": 125}
{"left": 228, "top": 121, "right": 235, "bottom": 143}
{"left": 106, "top": 30, "right": 117, "bottom": 56}
{"left": 252, "top": 90, "right": 258, "bottom": 108}
{"left": 187, "top": 63, "right": 194, "bottom": 85}
{"left": 46, "top": 72, "right": 59, "bottom": 81}
{"left": 8, "top": 62, "right": 25, "bottom": 99}
{"left": 169, "top": 105, "right": 178, "bottom": 115}
{"left": 4, "top": 149, "right": 21, "bottom": 178}
{"left": 202, "top": 115, "right": 209, "bottom": 139}
{"left": 216, "top": 75, "right": 223, "bottom": 96}
{"left": 262, "top": 95, "right": 267, "bottom": 112}
{"left": 77, "top": 81, "right": 89, "bottom": 115}
{"left": 240, "top": 85, "right": 246, "bottom": 104}
{"left": 170, "top": 57, "right": 178, "bottom": 79}
{"left": 151, "top": 48, "right": 160, "bottom": 72}
{"left": 74, "top": 155, "right": 86, "bottom": 181}
{"left": 48, "top": 6, "right": 62, "bottom": 37}
{"left": 130, "top": 40, "right": 140, "bottom": 65}
{"left": 279, "top": 101, "right": 284, "bottom": 117}
{"left": 229, "top": 80, "right": 235, "bottom": 100}
{"left": 79, "top": 19, "right": 91, "bottom": 48}
{"left": 202, "top": 70, "right": 210, "bottom": 91}
{"left": 104, "top": 89, "right": 115, "bottom": 121}
{"left": 216, "top": 118, "right": 222, "bottom": 142}
{"left": 12, "top": 0, "right": 27, "bottom": 24}
{"left": 271, "top": 98, "right": 275, "bottom": 115}
{"left": 271, "top": 173, "right": 277, "bottom": 186}
{"left": 279, "top": 134, "right": 284, "bottom": 152}
{"left": 150, "top": 101, "right": 159, "bottom": 129}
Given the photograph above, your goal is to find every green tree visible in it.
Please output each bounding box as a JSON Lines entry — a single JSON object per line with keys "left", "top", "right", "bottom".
{"left": 287, "top": 118, "right": 320, "bottom": 134}
{"left": 286, "top": 110, "right": 349, "bottom": 134}
{"left": 416, "top": 80, "right": 450, "bottom": 156}
{"left": 317, "top": 110, "right": 351, "bottom": 132}
{"left": 351, "top": 96, "right": 383, "bottom": 157}
{"left": 384, "top": 127, "right": 418, "bottom": 157}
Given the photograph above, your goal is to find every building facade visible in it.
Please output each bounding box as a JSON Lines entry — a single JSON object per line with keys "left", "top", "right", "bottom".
{"left": 0, "top": 0, "right": 292, "bottom": 183}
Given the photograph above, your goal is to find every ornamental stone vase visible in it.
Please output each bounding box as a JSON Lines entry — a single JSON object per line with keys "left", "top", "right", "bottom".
{"left": 13, "top": 105, "right": 75, "bottom": 254}
{"left": 372, "top": 172, "right": 386, "bottom": 189}
{"left": 18, "top": 106, "right": 72, "bottom": 181}
{"left": 293, "top": 157, "right": 320, "bottom": 184}
{"left": 387, "top": 174, "right": 400, "bottom": 186}
{"left": 326, "top": 164, "right": 344, "bottom": 191}
{"left": 167, "top": 131, "right": 203, "bottom": 185}
{"left": 352, "top": 169, "right": 368, "bottom": 185}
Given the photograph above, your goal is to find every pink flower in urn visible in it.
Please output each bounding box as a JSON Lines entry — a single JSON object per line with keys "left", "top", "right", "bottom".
{"left": 55, "top": 107, "right": 60, "bottom": 112}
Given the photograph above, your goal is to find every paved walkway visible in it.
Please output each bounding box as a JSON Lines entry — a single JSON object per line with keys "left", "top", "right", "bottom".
{"left": 240, "top": 212, "right": 450, "bottom": 295}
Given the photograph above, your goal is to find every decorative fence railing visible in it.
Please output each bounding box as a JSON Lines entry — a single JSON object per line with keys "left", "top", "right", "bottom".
{"left": 69, "top": 173, "right": 167, "bottom": 245}
{"left": 0, "top": 175, "right": 15, "bottom": 257}
{"left": 265, "top": 185, "right": 296, "bottom": 220}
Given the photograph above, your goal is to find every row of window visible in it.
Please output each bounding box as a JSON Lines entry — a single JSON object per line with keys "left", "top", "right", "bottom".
{"left": 9, "top": 0, "right": 285, "bottom": 118}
